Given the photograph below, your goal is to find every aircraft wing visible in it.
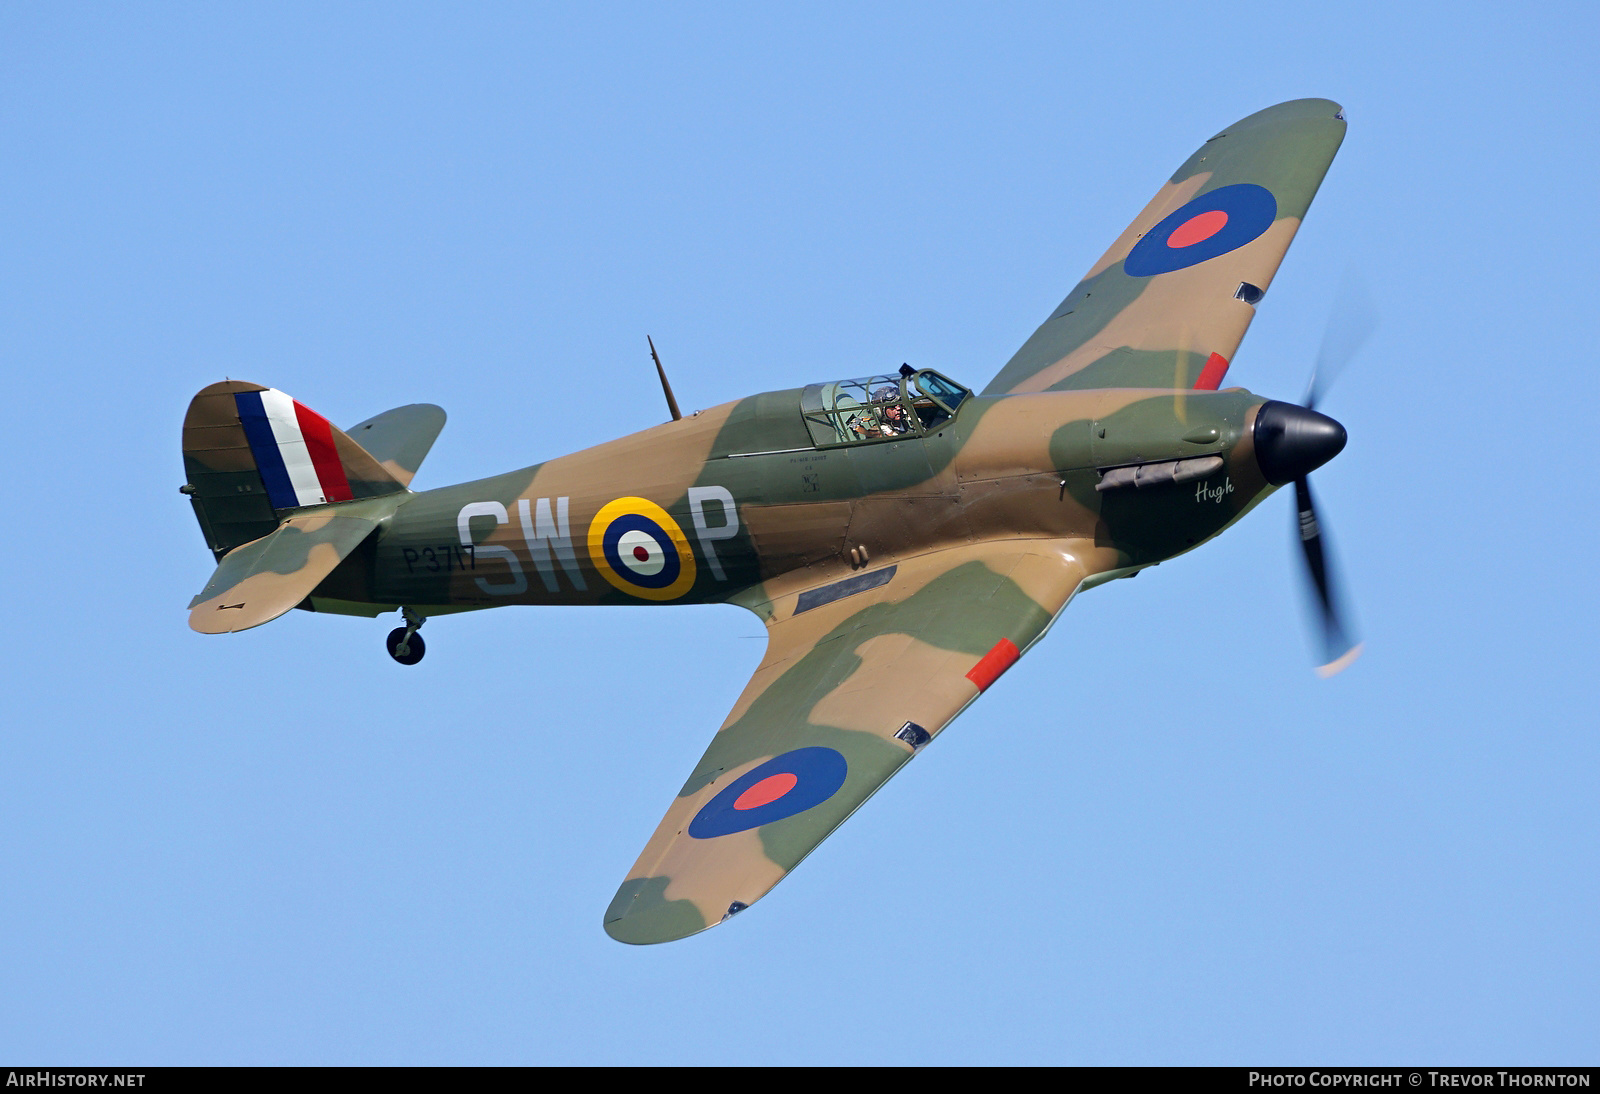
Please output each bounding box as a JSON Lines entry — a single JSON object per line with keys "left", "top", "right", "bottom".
{"left": 603, "top": 537, "right": 1113, "bottom": 944}
{"left": 982, "top": 98, "right": 1346, "bottom": 396}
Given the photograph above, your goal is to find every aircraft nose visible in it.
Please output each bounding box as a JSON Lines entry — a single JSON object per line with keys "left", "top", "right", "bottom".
{"left": 1253, "top": 401, "right": 1347, "bottom": 485}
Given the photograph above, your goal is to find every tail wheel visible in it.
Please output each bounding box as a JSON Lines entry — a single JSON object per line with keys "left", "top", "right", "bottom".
{"left": 386, "top": 627, "right": 425, "bottom": 666}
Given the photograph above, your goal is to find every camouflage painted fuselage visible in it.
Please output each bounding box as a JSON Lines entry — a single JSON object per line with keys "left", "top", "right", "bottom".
{"left": 316, "top": 387, "right": 1271, "bottom": 617}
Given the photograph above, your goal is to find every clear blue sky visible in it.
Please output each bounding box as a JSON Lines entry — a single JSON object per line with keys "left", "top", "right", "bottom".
{"left": 3, "top": 1, "right": 1596, "bottom": 1064}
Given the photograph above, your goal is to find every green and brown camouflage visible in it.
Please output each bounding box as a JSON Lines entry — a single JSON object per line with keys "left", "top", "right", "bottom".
{"left": 179, "top": 99, "right": 1350, "bottom": 943}
{"left": 985, "top": 97, "right": 1346, "bottom": 396}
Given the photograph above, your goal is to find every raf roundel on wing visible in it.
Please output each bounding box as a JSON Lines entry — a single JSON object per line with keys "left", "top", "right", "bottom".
{"left": 688, "top": 747, "right": 850, "bottom": 839}
{"left": 1123, "top": 183, "right": 1278, "bottom": 277}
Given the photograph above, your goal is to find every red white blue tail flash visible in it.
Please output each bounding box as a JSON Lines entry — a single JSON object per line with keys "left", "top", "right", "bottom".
{"left": 234, "top": 388, "right": 354, "bottom": 510}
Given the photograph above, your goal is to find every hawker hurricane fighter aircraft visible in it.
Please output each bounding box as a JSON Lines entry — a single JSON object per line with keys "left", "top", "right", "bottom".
{"left": 181, "top": 98, "right": 1359, "bottom": 944}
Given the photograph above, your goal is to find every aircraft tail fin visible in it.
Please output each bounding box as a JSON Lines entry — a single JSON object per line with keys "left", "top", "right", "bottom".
{"left": 181, "top": 381, "right": 410, "bottom": 559}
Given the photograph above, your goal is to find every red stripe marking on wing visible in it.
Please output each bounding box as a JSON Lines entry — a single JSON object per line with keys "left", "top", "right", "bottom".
{"left": 966, "top": 638, "right": 1021, "bottom": 692}
{"left": 293, "top": 401, "right": 354, "bottom": 502}
{"left": 1193, "top": 352, "right": 1230, "bottom": 391}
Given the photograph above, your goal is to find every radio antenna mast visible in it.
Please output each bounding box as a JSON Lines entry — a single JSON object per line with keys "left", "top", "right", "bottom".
{"left": 648, "top": 336, "right": 682, "bottom": 421}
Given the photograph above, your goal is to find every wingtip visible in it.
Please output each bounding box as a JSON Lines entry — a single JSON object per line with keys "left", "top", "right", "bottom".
{"left": 602, "top": 875, "right": 712, "bottom": 945}
{"left": 1224, "top": 98, "right": 1348, "bottom": 135}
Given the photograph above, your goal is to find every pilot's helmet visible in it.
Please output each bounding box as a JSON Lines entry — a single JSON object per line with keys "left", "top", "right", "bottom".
{"left": 872, "top": 385, "right": 898, "bottom": 403}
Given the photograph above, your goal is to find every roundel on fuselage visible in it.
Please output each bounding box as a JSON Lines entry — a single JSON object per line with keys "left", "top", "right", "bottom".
{"left": 586, "top": 497, "right": 698, "bottom": 601}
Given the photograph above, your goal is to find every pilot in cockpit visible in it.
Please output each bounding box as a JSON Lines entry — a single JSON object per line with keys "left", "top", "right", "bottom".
{"left": 872, "top": 385, "right": 911, "bottom": 436}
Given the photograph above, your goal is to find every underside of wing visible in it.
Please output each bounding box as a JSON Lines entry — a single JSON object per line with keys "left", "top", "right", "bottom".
{"left": 602, "top": 538, "right": 1118, "bottom": 944}
{"left": 983, "top": 98, "right": 1346, "bottom": 396}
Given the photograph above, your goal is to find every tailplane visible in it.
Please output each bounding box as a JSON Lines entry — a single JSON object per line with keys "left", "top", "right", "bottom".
{"left": 186, "top": 502, "right": 391, "bottom": 634}
{"left": 346, "top": 402, "right": 447, "bottom": 489}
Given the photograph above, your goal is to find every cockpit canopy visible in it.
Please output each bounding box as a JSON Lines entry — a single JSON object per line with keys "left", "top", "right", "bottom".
{"left": 800, "top": 370, "right": 970, "bottom": 447}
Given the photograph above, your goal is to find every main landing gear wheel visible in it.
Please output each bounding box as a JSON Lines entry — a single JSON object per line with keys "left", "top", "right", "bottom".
{"left": 386, "top": 607, "right": 427, "bottom": 665}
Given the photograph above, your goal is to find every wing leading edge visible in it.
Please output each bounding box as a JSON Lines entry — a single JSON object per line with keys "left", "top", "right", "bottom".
{"left": 603, "top": 538, "right": 1118, "bottom": 944}
{"left": 983, "top": 98, "right": 1346, "bottom": 396}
